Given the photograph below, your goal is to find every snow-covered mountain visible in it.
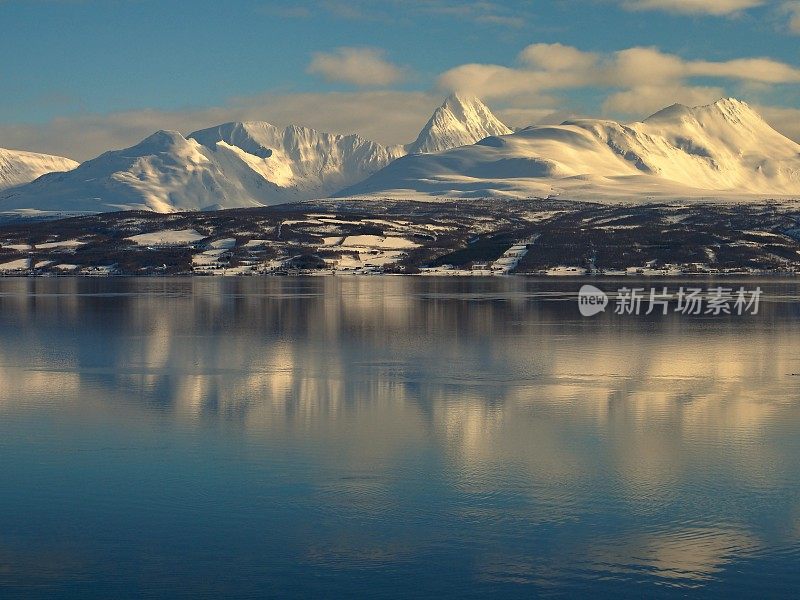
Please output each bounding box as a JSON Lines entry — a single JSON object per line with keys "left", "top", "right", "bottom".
{"left": 0, "top": 147, "right": 78, "bottom": 191}
{"left": 340, "top": 99, "right": 800, "bottom": 202}
{"left": 0, "top": 95, "right": 509, "bottom": 214}
{"left": 0, "top": 127, "right": 404, "bottom": 213}
{"left": 190, "top": 121, "right": 405, "bottom": 204}
{"left": 405, "top": 93, "right": 512, "bottom": 154}
{"left": 5, "top": 97, "right": 796, "bottom": 214}
{"left": 1, "top": 131, "right": 264, "bottom": 213}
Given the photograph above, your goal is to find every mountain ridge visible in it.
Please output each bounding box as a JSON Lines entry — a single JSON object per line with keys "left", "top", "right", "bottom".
{"left": 339, "top": 98, "right": 800, "bottom": 202}
{"left": 0, "top": 148, "right": 79, "bottom": 191}
{"left": 2, "top": 97, "right": 799, "bottom": 214}
{"left": 0, "top": 94, "right": 511, "bottom": 213}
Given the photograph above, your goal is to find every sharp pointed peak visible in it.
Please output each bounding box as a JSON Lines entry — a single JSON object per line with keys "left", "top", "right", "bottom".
{"left": 439, "top": 93, "right": 497, "bottom": 118}
{"left": 406, "top": 93, "right": 512, "bottom": 154}
{"left": 442, "top": 91, "right": 482, "bottom": 106}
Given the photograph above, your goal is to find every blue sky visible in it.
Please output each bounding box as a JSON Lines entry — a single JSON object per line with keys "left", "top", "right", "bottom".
{"left": 1, "top": 0, "right": 799, "bottom": 159}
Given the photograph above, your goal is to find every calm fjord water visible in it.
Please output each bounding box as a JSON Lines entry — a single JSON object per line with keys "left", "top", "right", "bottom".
{"left": 1, "top": 277, "right": 799, "bottom": 598}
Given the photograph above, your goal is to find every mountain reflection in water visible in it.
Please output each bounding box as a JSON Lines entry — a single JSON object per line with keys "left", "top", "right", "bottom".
{"left": 0, "top": 277, "right": 798, "bottom": 598}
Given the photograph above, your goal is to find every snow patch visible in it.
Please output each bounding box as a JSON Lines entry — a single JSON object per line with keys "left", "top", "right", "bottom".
{"left": 35, "top": 239, "right": 87, "bottom": 249}
{"left": 209, "top": 238, "right": 236, "bottom": 249}
{"left": 0, "top": 258, "right": 30, "bottom": 271}
{"left": 127, "top": 229, "right": 206, "bottom": 246}
{"left": 341, "top": 235, "right": 420, "bottom": 249}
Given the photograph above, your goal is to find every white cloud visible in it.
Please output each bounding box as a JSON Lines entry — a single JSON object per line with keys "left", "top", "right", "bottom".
{"left": 437, "top": 43, "right": 800, "bottom": 109}
{"left": 471, "top": 13, "right": 525, "bottom": 27}
{"left": 437, "top": 63, "right": 568, "bottom": 100}
{"left": 307, "top": 47, "right": 405, "bottom": 87}
{"left": 265, "top": 0, "right": 532, "bottom": 28}
{"left": 609, "top": 47, "right": 687, "bottom": 86}
{"left": 602, "top": 84, "right": 727, "bottom": 115}
{"left": 687, "top": 57, "right": 800, "bottom": 83}
{"left": 4, "top": 41, "right": 800, "bottom": 163}
{"left": 403, "top": 1, "right": 528, "bottom": 27}
{"left": 519, "top": 43, "right": 599, "bottom": 72}
{"left": 620, "top": 0, "right": 764, "bottom": 15}
{"left": 608, "top": 48, "right": 800, "bottom": 85}
{"left": 435, "top": 42, "right": 800, "bottom": 133}
{"left": 496, "top": 107, "right": 580, "bottom": 130}
{"left": 0, "top": 91, "right": 440, "bottom": 161}
{"left": 781, "top": 1, "right": 800, "bottom": 33}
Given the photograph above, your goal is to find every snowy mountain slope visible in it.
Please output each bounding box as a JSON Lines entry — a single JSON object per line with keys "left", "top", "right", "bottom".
{"left": 405, "top": 93, "right": 512, "bottom": 154}
{"left": 0, "top": 148, "right": 78, "bottom": 191}
{"left": 0, "top": 126, "right": 405, "bottom": 213}
{"left": 0, "top": 131, "right": 265, "bottom": 213}
{"left": 340, "top": 99, "right": 800, "bottom": 202}
{"left": 189, "top": 121, "right": 405, "bottom": 201}
{"left": 0, "top": 95, "right": 509, "bottom": 214}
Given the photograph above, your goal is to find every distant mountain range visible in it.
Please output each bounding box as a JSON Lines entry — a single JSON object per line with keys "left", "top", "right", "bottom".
{"left": 0, "top": 94, "right": 509, "bottom": 213}
{"left": 341, "top": 99, "right": 800, "bottom": 202}
{"left": 1, "top": 96, "right": 799, "bottom": 214}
